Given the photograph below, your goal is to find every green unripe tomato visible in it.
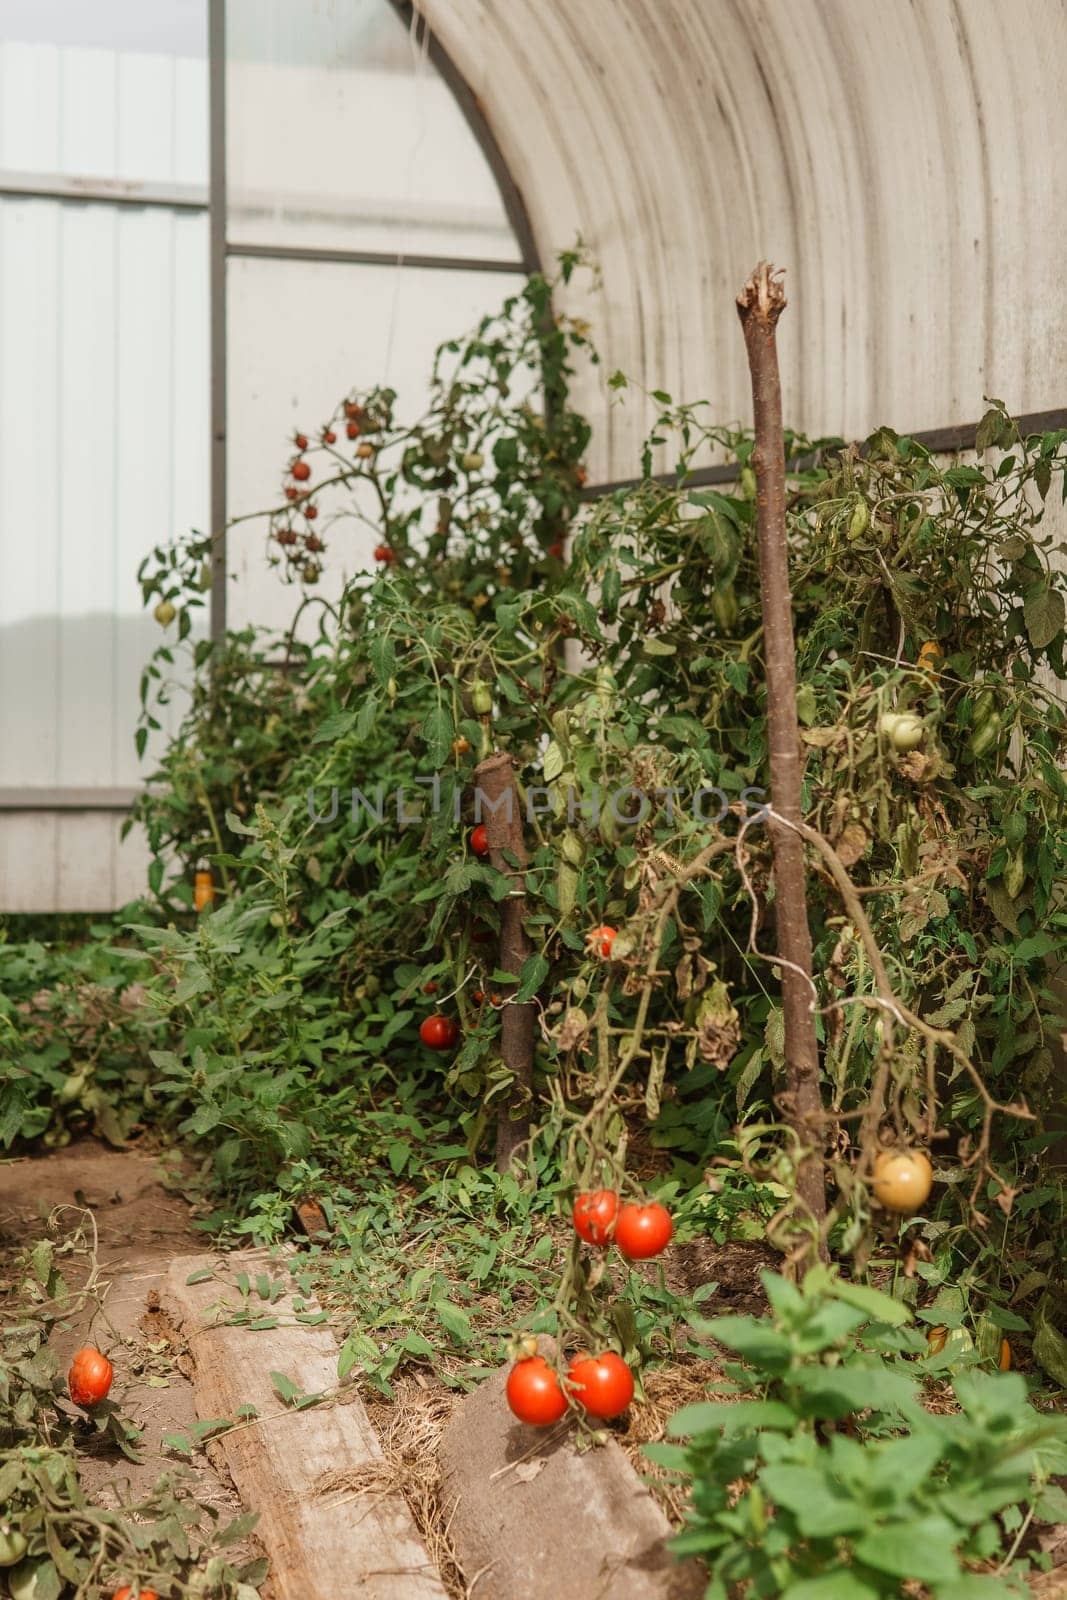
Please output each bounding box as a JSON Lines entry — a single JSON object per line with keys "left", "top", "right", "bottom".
{"left": 965, "top": 711, "right": 1002, "bottom": 760}
{"left": 470, "top": 678, "right": 493, "bottom": 715}
{"left": 1003, "top": 844, "right": 1027, "bottom": 900}
{"left": 740, "top": 466, "right": 757, "bottom": 500}
{"left": 879, "top": 711, "right": 924, "bottom": 751}
{"left": 461, "top": 450, "right": 484, "bottom": 471}
{"left": 847, "top": 498, "right": 869, "bottom": 540}
{"left": 9, "top": 1558, "right": 46, "bottom": 1600}
{"left": 153, "top": 599, "right": 177, "bottom": 627}
{"left": 269, "top": 910, "right": 286, "bottom": 929}
{"left": 711, "top": 584, "right": 738, "bottom": 633}
{"left": 57, "top": 1070, "right": 88, "bottom": 1105}
{"left": 0, "top": 1528, "right": 29, "bottom": 1567}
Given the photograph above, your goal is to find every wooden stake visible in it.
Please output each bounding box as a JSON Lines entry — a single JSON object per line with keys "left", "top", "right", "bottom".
{"left": 736, "top": 262, "right": 827, "bottom": 1242}
{"left": 473, "top": 751, "right": 536, "bottom": 1172}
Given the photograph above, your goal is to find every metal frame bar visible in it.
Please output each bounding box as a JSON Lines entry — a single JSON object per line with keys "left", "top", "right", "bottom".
{"left": 0, "top": 170, "right": 207, "bottom": 210}
{"left": 209, "top": 0, "right": 228, "bottom": 642}
{"left": 582, "top": 406, "right": 1067, "bottom": 499}
{"left": 227, "top": 240, "right": 526, "bottom": 274}
{"left": 0, "top": 789, "right": 139, "bottom": 812}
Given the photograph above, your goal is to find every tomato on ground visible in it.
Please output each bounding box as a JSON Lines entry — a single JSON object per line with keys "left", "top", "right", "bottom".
{"left": 419, "top": 1014, "right": 459, "bottom": 1050}
{"left": 506, "top": 1356, "right": 568, "bottom": 1426}
{"left": 567, "top": 1352, "right": 634, "bottom": 1419}
{"left": 572, "top": 1189, "right": 619, "bottom": 1247}
{"left": 614, "top": 1202, "right": 673, "bottom": 1260}
{"left": 68, "top": 1346, "right": 113, "bottom": 1407}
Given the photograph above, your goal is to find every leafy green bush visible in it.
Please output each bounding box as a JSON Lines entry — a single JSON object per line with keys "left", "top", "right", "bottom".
{"left": 650, "top": 1268, "right": 1067, "bottom": 1598}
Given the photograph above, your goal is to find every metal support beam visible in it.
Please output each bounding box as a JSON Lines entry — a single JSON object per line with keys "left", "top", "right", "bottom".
{"left": 0, "top": 789, "right": 139, "bottom": 812}
{"left": 582, "top": 406, "right": 1067, "bottom": 500}
{"left": 0, "top": 170, "right": 208, "bottom": 210}
{"left": 227, "top": 241, "right": 526, "bottom": 275}
{"left": 209, "top": 0, "right": 228, "bottom": 642}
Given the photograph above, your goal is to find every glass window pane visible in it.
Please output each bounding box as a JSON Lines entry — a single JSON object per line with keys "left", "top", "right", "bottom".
{"left": 225, "top": 0, "right": 520, "bottom": 261}
{"left": 226, "top": 255, "right": 525, "bottom": 633}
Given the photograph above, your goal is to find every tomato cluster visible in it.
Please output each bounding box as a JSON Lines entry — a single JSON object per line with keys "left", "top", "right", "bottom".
{"left": 571, "top": 1191, "right": 673, "bottom": 1259}
{"left": 506, "top": 1349, "right": 634, "bottom": 1426}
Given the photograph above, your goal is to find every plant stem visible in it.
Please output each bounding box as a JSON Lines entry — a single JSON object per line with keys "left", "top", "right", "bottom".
{"left": 736, "top": 262, "right": 827, "bottom": 1251}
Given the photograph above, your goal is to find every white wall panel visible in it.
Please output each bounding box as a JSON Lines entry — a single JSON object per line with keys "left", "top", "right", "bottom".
{"left": 0, "top": 812, "right": 153, "bottom": 912}
{"left": 0, "top": 25, "right": 208, "bottom": 911}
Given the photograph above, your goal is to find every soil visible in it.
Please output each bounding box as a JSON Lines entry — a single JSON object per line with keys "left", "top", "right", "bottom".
{"left": 0, "top": 1138, "right": 273, "bottom": 1594}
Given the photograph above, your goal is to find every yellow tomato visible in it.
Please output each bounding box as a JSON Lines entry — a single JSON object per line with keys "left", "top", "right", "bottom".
{"left": 871, "top": 1148, "right": 933, "bottom": 1213}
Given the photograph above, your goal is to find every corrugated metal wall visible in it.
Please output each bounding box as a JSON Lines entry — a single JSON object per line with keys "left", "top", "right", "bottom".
{"left": 418, "top": 0, "right": 1067, "bottom": 474}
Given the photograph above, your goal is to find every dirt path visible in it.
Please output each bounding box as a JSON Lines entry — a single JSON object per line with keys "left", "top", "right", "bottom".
{"left": 0, "top": 1138, "right": 271, "bottom": 1589}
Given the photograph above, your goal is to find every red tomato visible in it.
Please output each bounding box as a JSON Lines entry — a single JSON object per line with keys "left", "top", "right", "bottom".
{"left": 614, "top": 1202, "right": 672, "bottom": 1260}
{"left": 284, "top": 486, "right": 298, "bottom": 501}
{"left": 291, "top": 459, "right": 311, "bottom": 482}
{"left": 422, "top": 980, "right": 439, "bottom": 994}
{"left": 373, "top": 544, "right": 395, "bottom": 564}
{"left": 585, "top": 924, "right": 617, "bottom": 959}
{"left": 305, "top": 504, "right": 318, "bottom": 520}
{"left": 346, "top": 420, "right": 361, "bottom": 439}
{"left": 567, "top": 1352, "right": 634, "bottom": 1419}
{"left": 472, "top": 989, "right": 485, "bottom": 1004}
{"left": 572, "top": 1189, "right": 619, "bottom": 1247}
{"left": 548, "top": 541, "right": 564, "bottom": 559}
{"left": 114, "top": 1589, "right": 159, "bottom": 1600}
{"left": 68, "top": 1346, "right": 113, "bottom": 1407}
{"left": 294, "top": 432, "right": 308, "bottom": 450}
{"left": 419, "top": 1014, "right": 459, "bottom": 1050}
{"left": 470, "top": 824, "right": 490, "bottom": 857}
{"left": 322, "top": 428, "right": 337, "bottom": 444}
{"left": 506, "top": 1356, "right": 568, "bottom": 1426}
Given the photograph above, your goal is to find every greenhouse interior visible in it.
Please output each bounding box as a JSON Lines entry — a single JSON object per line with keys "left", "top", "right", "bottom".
{"left": 1, "top": 1, "right": 1066, "bottom": 1596}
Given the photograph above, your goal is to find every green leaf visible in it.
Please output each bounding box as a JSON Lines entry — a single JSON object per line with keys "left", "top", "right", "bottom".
{"left": 1033, "top": 1317, "right": 1067, "bottom": 1387}
{"left": 667, "top": 1399, "right": 797, "bottom": 1437}
{"left": 515, "top": 951, "right": 549, "bottom": 1003}
{"left": 436, "top": 1301, "right": 473, "bottom": 1344}
{"left": 760, "top": 1464, "right": 867, "bottom": 1537}
{"left": 420, "top": 705, "right": 455, "bottom": 767}
{"left": 270, "top": 1370, "right": 300, "bottom": 1405}
{"left": 854, "top": 1516, "right": 960, "bottom": 1582}
{"left": 1023, "top": 585, "right": 1066, "bottom": 650}
{"left": 934, "top": 1578, "right": 1020, "bottom": 1600}
{"left": 338, "top": 1330, "right": 380, "bottom": 1379}
{"left": 186, "top": 1267, "right": 215, "bottom": 1285}
{"left": 830, "top": 1279, "right": 911, "bottom": 1327}
{"left": 784, "top": 1572, "right": 881, "bottom": 1600}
